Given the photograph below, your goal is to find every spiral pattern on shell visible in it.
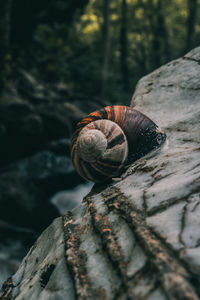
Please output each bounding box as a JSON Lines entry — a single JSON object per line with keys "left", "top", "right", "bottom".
{"left": 70, "top": 105, "right": 166, "bottom": 182}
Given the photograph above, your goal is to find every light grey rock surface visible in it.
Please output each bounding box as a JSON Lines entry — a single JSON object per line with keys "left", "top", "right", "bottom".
{"left": 1, "top": 47, "right": 200, "bottom": 300}
{"left": 8, "top": 218, "right": 75, "bottom": 300}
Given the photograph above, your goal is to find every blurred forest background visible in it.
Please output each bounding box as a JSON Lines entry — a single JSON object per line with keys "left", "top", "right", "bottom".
{"left": 0, "top": 0, "right": 200, "bottom": 104}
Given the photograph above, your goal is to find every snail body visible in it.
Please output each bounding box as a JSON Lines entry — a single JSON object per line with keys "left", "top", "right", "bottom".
{"left": 70, "top": 105, "right": 166, "bottom": 182}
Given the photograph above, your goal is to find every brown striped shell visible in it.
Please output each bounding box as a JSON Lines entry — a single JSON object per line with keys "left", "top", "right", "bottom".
{"left": 70, "top": 106, "right": 166, "bottom": 182}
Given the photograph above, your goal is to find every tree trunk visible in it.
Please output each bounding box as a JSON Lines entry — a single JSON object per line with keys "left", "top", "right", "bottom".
{"left": 0, "top": 0, "right": 13, "bottom": 91}
{"left": 157, "top": 0, "right": 170, "bottom": 63}
{"left": 150, "top": 0, "right": 170, "bottom": 69}
{"left": 185, "top": 0, "right": 198, "bottom": 52}
{"left": 120, "top": 0, "right": 129, "bottom": 91}
{"left": 0, "top": 0, "right": 12, "bottom": 57}
{"left": 101, "top": 0, "right": 111, "bottom": 97}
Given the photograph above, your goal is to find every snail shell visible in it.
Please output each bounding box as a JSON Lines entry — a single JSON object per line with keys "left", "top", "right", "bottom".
{"left": 70, "top": 105, "right": 166, "bottom": 182}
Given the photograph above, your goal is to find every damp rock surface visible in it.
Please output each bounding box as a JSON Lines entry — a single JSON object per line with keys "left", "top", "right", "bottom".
{"left": 1, "top": 47, "right": 200, "bottom": 300}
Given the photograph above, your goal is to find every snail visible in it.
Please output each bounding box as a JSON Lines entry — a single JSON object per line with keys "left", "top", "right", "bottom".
{"left": 70, "top": 105, "right": 166, "bottom": 182}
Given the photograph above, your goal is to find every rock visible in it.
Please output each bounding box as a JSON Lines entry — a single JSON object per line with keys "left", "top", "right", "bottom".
{"left": 1, "top": 47, "right": 200, "bottom": 299}
{"left": 0, "top": 149, "right": 85, "bottom": 231}
{"left": 12, "top": 149, "right": 84, "bottom": 194}
{"left": 51, "top": 182, "right": 93, "bottom": 214}
{"left": 0, "top": 102, "right": 45, "bottom": 166}
{"left": 47, "top": 138, "right": 71, "bottom": 155}
{"left": 0, "top": 220, "right": 37, "bottom": 289}
{"left": 0, "top": 101, "right": 72, "bottom": 166}
{"left": 0, "top": 218, "right": 76, "bottom": 299}
{"left": 0, "top": 170, "right": 60, "bottom": 232}
{"left": 36, "top": 102, "right": 72, "bottom": 139}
